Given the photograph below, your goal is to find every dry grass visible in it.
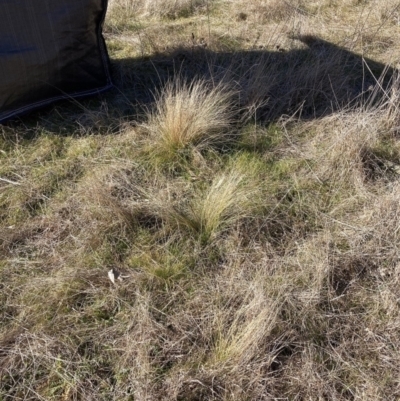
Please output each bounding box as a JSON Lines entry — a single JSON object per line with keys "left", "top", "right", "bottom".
{"left": 107, "top": 0, "right": 209, "bottom": 30}
{"left": 141, "top": 78, "right": 235, "bottom": 164}
{"left": 2, "top": 0, "right": 400, "bottom": 400}
{"left": 151, "top": 158, "right": 264, "bottom": 241}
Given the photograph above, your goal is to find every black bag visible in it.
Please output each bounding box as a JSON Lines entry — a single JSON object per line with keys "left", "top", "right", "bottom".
{"left": 0, "top": 0, "right": 112, "bottom": 123}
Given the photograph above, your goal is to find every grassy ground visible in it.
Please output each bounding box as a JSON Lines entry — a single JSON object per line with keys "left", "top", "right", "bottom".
{"left": 2, "top": 0, "right": 400, "bottom": 400}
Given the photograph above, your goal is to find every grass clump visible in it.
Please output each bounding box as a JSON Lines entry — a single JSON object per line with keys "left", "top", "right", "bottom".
{"left": 149, "top": 154, "right": 265, "bottom": 242}
{"left": 188, "top": 167, "right": 258, "bottom": 238}
{"left": 142, "top": 78, "right": 235, "bottom": 164}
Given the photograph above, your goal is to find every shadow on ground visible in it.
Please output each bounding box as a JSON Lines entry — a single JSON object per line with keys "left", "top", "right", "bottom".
{"left": 4, "top": 35, "right": 397, "bottom": 134}
{"left": 109, "top": 35, "right": 396, "bottom": 120}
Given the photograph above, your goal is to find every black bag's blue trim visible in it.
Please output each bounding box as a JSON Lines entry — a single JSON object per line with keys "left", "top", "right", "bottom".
{"left": 0, "top": 0, "right": 113, "bottom": 123}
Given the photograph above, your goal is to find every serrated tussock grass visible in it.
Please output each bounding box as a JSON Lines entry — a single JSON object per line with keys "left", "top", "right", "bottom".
{"left": 143, "top": 154, "right": 265, "bottom": 242}
{"left": 189, "top": 166, "right": 259, "bottom": 238}
{"left": 141, "top": 78, "right": 236, "bottom": 164}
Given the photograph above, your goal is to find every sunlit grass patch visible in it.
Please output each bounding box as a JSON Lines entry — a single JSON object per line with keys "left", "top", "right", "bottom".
{"left": 0, "top": 135, "right": 85, "bottom": 225}
{"left": 238, "top": 122, "right": 286, "bottom": 154}
{"left": 149, "top": 153, "right": 265, "bottom": 243}
{"left": 192, "top": 169, "right": 256, "bottom": 237}
{"left": 210, "top": 279, "right": 282, "bottom": 368}
{"left": 107, "top": 0, "right": 210, "bottom": 32}
{"left": 128, "top": 240, "right": 194, "bottom": 289}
